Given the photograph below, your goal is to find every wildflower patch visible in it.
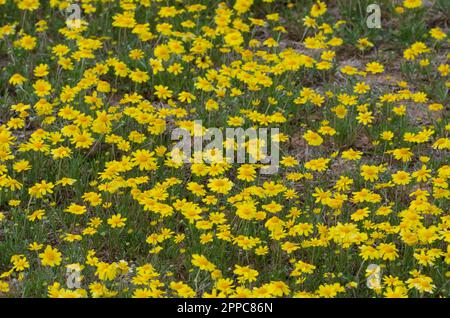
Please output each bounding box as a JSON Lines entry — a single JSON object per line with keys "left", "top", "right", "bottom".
{"left": 0, "top": 0, "right": 449, "bottom": 298}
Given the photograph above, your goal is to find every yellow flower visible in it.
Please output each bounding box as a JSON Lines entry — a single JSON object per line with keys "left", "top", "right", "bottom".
{"left": 33, "top": 79, "right": 51, "bottom": 97}
{"left": 27, "top": 209, "right": 45, "bottom": 222}
{"left": 39, "top": 245, "right": 62, "bottom": 267}
{"left": 365, "top": 61, "right": 384, "bottom": 74}
{"left": 17, "top": 0, "right": 40, "bottom": 11}
{"left": 107, "top": 214, "right": 127, "bottom": 228}
{"left": 392, "top": 171, "right": 411, "bottom": 185}
{"left": 429, "top": 27, "right": 446, "bottom": 40}
{"left": 207, "top": 177, "right": 233, "bottom": 194}
{"left": 34, "top": 64, "right": 49, "bottom": 77}
{"left": 129, "top": 69, "right": 149, "bottom": 83}
{"left": 64, "top": 203, "right": 87, "bottom": 215}
{"left": 403, "top": 0, "right": 422, "bottom": 9}
{"left": 303, "top": 130, "right": 323, "bottom": 146}
{"left": 9, "top": 73, "right": 27, "bottom": 85}
{"left": 224, "top": 31, "right": 244, "bottom": 47}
